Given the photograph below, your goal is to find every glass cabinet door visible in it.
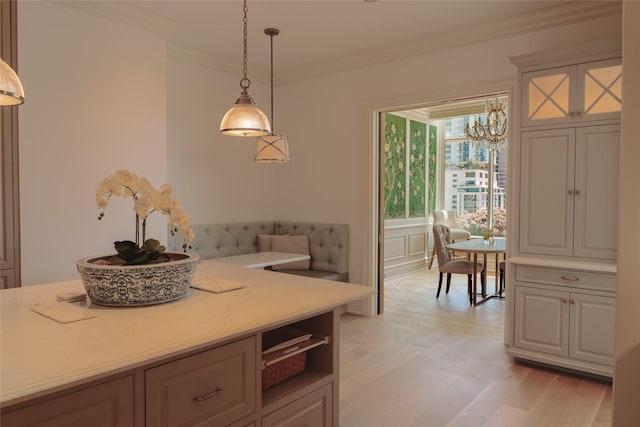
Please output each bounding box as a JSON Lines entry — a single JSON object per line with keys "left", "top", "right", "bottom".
{"left": 521, "top": 58, "right": 621, "bottom": 128}
{"left": 578, "top": 59, "right": 622, "bottom": 121}
{"left": 522, "top": 65, "right": 575, "bottom": 127}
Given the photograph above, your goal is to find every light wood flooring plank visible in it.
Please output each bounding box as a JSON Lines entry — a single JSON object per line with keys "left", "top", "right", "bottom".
{"left": 339, "top": 268, "right": 612, "bottom": 427}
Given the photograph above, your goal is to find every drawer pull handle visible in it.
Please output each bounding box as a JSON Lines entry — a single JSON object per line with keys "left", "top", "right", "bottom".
{"left": 193, "top": 387, "right": 222, "bottom": 402}
{"left": 561, "top": 276, "right": 579, "bottom": 281}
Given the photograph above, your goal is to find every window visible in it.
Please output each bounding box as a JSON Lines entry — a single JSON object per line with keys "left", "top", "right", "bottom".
{"left": 439, "top": 115, "right": 507, "bottom": 237}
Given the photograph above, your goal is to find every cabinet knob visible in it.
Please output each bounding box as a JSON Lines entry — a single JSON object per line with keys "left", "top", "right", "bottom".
{"left": 561, "top": 276, "right": 579, "bottom": 281}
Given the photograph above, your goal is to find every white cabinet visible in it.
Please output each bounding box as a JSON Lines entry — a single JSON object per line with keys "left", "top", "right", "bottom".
{"left": 509, "top": 266, "right": 616, "bottom": 376}
{"left": 522, "top": 58, "right": 622, "bottom": 127}
{"left": 508, "top": 44, "right": 619, "bottom": 378}
{"left": 519, "top": 124, "right": 619, "bottom": 260}
{"left": 514, "top": 286, "right": 615, "bottom": 366}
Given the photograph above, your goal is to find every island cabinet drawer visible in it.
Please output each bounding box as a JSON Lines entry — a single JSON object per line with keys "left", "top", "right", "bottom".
{"left": 262, "top": 383, "right": 333, "bottom": 427}
{"left": 145, "top": 337, "right": 256, "bottom": 427}
{"left": 1, "top": 376, "right": 134, "bottom": 427}
{"left": 515, "top": 266, "right": 616, "bottom": 291}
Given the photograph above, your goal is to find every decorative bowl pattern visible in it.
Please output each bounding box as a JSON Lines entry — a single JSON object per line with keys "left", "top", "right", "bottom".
{"left": 76, "top": 253, "right": 199, "bottom": 306}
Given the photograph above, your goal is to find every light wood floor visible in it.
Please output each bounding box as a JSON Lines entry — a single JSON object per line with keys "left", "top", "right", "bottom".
{"left": 338, "top": 268, "right": 612, "bottom": 427}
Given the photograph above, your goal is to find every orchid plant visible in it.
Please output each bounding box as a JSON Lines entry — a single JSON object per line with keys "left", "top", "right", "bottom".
{"left": 95, "top": 170, "right": 195, "bottom": 265}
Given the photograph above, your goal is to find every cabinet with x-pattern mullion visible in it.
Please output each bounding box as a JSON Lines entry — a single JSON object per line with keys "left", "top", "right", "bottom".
{"left": 522, "top": 58, "right": 621, "bottom": 128}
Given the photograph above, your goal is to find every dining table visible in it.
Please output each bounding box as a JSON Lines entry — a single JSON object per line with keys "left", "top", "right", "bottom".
{"left": 446, "top": 238, "right": 506, "bottom": 306}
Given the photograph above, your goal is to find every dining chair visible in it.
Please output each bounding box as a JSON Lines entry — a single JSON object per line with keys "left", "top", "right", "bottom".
{"left": 432, "top": 224, "right": 485, "bottom": 305}
{"left": 498, "top": 260, "right": 506, "bottom": 295}
{"left": 428, "top": 210, "right": 471, "bottom": 269}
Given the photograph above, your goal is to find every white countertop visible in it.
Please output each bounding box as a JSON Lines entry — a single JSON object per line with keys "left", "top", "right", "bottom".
{"left": 0, "top": 262, "right": 373, "bottom": 408}
{"left": 208, "top": 252, "right": 311, "bottom": 268}
{"left": 507, "top": 256, "right": 617, "bottom": 274}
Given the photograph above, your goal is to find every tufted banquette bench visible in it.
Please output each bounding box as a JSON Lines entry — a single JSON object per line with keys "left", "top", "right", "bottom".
{"left": 169, "top": 221, "right": 349, "bottom": 282}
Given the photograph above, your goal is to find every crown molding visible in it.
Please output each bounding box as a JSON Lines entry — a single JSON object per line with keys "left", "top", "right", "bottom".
{"left": 167, "top": 43, "right": 270, "bottom": 85}
{"left": 278, "top": 0, "right": 622, "bottom": 84}
{"left": 509, "top": 38, "right": 622, "bottom": 70}
{"left": 51, "top": 0, "right": 621, "bottom": 86}
{"left": 51, "top": 0, "right": 175, "bottom": 36}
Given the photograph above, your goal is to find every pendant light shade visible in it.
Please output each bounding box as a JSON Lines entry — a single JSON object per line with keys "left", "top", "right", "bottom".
{"left": 0, "top": 59, "right": 25, "bottom": 106}
{"left": 256, "top": 133, "right": 290, "bottom": 163}
{"left": 220, "top": 87, "right": 271, "bottom": 137}
{"left": 255, "top": 27, "right": 290, "bottom": 163}
{"left": 220, "top": 0, "right": 270, "bottom": 137}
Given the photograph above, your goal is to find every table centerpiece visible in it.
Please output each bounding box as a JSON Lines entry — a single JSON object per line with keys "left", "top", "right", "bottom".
{"left": 76, "top": 170, "right": 198, "bottom": 306}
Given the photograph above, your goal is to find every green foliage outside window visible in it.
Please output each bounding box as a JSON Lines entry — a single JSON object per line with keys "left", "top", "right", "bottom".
{"left": 457, "top": 208, "right": 507, "bottom": 237}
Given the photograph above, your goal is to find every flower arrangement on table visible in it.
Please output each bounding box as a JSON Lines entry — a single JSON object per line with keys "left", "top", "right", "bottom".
{"left": 95, "top": 170, "right": 195, "bottom": 265}
{"left": 482, "top": 228, "right": 496, "bottom": 245}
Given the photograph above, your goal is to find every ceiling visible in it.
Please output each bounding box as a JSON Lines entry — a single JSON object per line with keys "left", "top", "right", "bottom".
{"left": 62, "top": 0, "right": 621, "bottom": 83}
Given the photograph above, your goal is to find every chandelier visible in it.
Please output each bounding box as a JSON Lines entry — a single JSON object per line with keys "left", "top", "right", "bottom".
{"left": 464, "top": 98, "right": 508, "bottom": 150}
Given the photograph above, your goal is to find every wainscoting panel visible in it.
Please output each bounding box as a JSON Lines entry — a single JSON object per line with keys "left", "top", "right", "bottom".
{"left": 384, "top": 220, "right": 429, "bottom": 279}
{"left": 384, "top": 236, "right": 407, "bottom": 262}
{"left": 408, "top": 233, "right": 426, "bottom": 256}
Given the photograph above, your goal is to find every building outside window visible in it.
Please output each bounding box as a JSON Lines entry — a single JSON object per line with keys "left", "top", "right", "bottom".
{"left": 440, "top": 115, "right": 508, "bottom": 237}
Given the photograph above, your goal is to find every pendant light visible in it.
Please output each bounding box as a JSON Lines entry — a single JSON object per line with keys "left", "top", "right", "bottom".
{"left": 255, "top": 28, "right": 290, "bottom": 163}
{"left": 220, "top": 0, "right": 270, "bottom": 137}
{"left": 0, "top": 59, "right": 25, "bottom": 106}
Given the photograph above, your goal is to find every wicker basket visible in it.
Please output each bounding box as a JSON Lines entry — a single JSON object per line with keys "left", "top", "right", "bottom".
{"left": 262, "top": 351, "right": 307, "bottom": 390}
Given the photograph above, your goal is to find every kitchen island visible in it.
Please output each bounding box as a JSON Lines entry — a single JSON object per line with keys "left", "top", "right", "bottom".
{"left": 0, "top": 261, "right": 373, "bottom": 426}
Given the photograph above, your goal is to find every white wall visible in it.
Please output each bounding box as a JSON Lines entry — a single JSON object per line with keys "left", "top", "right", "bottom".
{"left": 18, "top": 2, "right": 168, "bottom": 285}
{"left": 613, "top": 3, "right": 640, "bottom": 425}
{"left": 167, "top": 59, "right": 277, "bottom": 225}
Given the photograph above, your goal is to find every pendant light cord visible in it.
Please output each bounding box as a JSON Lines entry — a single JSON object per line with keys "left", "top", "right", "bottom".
{"left": 241, "top": 0, "right": 250, "bottom": 89}
{"left": 269, "top": 30, "right": 274, "bottom": 130}
{"left": 264, "top": 28, "right": 279, "bottom": 131}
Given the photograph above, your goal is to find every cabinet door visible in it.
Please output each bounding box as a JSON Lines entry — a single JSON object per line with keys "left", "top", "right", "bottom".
{"left": 569, "top": 293, "right": 616, "bottom": 366}
{"left": 519, "top": 129, "right": 575, "bottom": 256}
{"left": 1, "top": 376, "right": 134, "bottom": 427}
{"left": 573, "top": 125, "right": 619, "bottom": 260}
{"left": 576, "top": 59, "right": 622, "bottom": 122}
{"left": 514, "top": 286, "right": 569, "bottom": 357}
{"left": 262, "top": 383, "right": 332, "bottom": 427}
{"left": 522, "top": 65, "right": 575, "bottom": 127}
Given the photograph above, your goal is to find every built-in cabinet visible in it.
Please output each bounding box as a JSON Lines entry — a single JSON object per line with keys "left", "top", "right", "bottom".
{"left": 512, "top": 266, "right": 616, "bottom": 376}
{"left": 522, "top": 58, "right": 622, "bottom": 127}
{"left": 519, "top": 125, "right": 619, "bottom": 259}
{"left": 507, "top": 44, "right": 620, "bottom": 377}
{"left": 1, "top": 310, "right": 339, "bottom": 426}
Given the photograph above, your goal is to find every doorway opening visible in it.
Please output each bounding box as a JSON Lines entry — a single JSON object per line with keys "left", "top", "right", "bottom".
{"left": 376, "top": 92, "right": 509, "bottom": 314}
